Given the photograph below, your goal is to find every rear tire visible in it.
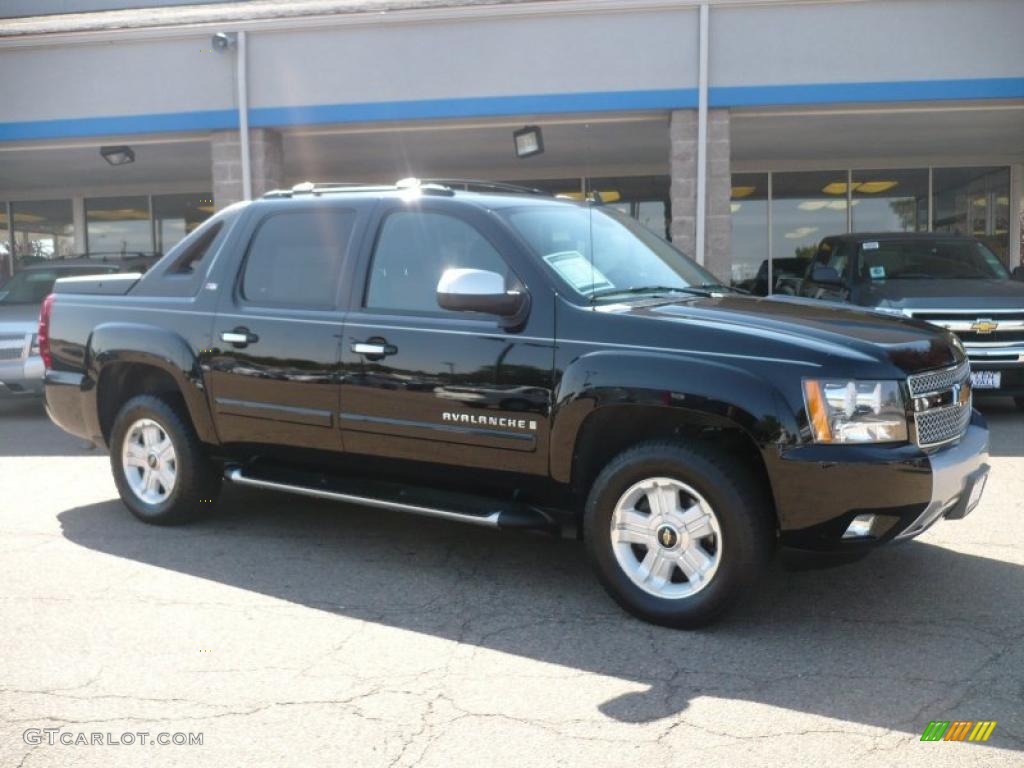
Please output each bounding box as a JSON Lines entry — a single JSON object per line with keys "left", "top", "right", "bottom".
{"left": 109, "top": 394, "right": 220, "bottom": 525}
{"left": 1014, "top": 397, "right": 1024, "bottom": 412}
{"left": 584, "top": 440, "right": 774, "bottom": 628}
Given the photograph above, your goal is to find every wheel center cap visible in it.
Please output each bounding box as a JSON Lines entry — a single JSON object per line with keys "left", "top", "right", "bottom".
{"left": 147, "top": 454, "right": 159, "bottom": 469}
{"left": 656, "top": 524, "right": 680, "bottom": 550}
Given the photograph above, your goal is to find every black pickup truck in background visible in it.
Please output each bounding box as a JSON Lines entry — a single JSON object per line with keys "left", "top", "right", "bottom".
{"left": 800, "top": 232, "right": 1024, "bottom": 408}
{"left": 41, "top": 180, "right": 990, "bottom": 628}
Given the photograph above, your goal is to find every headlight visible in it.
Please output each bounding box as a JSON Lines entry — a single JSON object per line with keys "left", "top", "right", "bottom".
{"left": 803, "top": 379, "right": 907, "bottom": 443}
{"left": 29, "top": 334, "right": 39, "bottom": 355}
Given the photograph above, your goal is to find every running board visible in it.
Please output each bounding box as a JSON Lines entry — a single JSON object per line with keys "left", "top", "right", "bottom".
{"left": 223, "top": 464, "right": 558, "bottom": 532}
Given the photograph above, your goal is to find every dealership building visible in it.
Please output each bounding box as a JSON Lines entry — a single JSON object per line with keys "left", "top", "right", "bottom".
{"left": 1, "top": 0, "right": 1022, "bottom": 288}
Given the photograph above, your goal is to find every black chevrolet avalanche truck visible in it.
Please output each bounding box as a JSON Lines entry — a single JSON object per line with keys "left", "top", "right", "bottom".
{"left": 41, "top": 180, "right": 990, "bottom": 628}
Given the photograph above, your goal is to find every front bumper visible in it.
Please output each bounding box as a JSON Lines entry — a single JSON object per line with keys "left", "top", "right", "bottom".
{"left": 0, "top": 354, "right": 44, "bottom": 397}
{"left": 772, "top": 410, "right": 990, "bottom": 551}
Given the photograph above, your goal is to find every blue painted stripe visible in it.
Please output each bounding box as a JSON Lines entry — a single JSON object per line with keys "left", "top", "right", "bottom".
{"left": 248, "top": 89, "right": 697, "bottom": 127}
{"left": 0, "top": 78, "right": 1020, "bottom": 142}
{"left": 0, "top": 108, "right": 238, "bottom": 141}
{"left": 709, "top": 77, "right": 1024, "bottom": 107}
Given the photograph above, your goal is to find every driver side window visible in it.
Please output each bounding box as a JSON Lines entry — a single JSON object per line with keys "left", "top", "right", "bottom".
{"left": 365, "top": 211, "right": 512, "bottom": 315}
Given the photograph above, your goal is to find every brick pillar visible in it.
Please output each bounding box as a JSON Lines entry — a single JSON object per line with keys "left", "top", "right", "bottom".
{"left": 669, "top": 109, "right": 732, "bottom": 282}
{"left": 211, "top": 128, "right": 284, "bottom": 211}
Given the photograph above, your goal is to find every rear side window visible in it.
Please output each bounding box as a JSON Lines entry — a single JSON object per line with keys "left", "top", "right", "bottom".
{"left": 241, "top": 210, "right": 357, "bottom": 308}
{"left": 365, "top": 211, "right": 510, "bottom": 314}
{"left": 169, "top": 221, "right": 223, "bottom": 274}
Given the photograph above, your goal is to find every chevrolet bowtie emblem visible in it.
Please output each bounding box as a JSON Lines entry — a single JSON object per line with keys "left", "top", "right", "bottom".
{"left": 970, "top": 320, "right": 999, "bottom": 334}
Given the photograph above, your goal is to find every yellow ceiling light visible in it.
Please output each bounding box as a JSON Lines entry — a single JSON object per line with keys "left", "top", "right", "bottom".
{"left": 855, "top": 180, "right": 898, "bottom": 194}
{"left": 12, "top": 212, "right": 46, "bottom": 224}
{"left": 557, "top": 190, "right": 621, "bottom": 202}
{"left": 731, "top": 185, "right": 756, "bottom": 199}
{"left": 821, "top": 182, "right": 850, "bottom": 195}
{"left": 197, "top": 205, "right": 215, "bottom": 214}
{"left": 87, "top": 208, "right": 149, "bottom": 221}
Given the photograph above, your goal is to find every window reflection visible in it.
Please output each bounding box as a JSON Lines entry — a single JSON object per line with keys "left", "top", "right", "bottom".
{"left": 86, "top": 195, "right": 152, "bottom": 255}
{"left": 153, "top": 193, "right": 214, "bottom": 254}
{"left": 771, "top": 171, "right": 848, "bottom": 263}
{"left": 851, "top": 168, "right": 928, "bottom": 233}
{"left": 729, "top": 173, "right": 768, "bottom": 292}
{"left": 933, "top": 167, "right": 1011, "bottom": 265}
{"left": 11, "top": 199, "right": 74, "bottom": 265}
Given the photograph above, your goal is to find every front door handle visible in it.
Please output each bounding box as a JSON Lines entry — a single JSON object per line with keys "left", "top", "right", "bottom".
{"left": 352, "top": 340, "right": 397, "bottom": 357}
{"left": 221, "top": 327, "right": 259, "bottom": 347}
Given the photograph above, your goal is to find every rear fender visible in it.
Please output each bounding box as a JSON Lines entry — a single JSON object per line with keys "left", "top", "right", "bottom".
{"left": 87, "top": 323, "right": 217, "bottom": 445}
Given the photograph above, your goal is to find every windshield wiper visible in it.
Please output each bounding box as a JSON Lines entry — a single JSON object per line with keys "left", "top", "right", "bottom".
{"left": 592, "top": 285, "right": 725, "bottom": 300}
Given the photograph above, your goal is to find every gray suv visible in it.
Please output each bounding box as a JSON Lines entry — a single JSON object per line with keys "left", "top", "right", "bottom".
{"left": 0, "top": 257, "right": 155, "bottom": 396}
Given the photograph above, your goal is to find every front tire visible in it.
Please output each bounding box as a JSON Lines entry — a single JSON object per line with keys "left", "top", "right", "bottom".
{"left": 109, "top": 394, "right": 220, "bottom": 525}
{"left": 1014, "top": 396, "right": 1024, "bottom": 412}
{"left": 584, "top": 441, "right": 774, "bottom": 628}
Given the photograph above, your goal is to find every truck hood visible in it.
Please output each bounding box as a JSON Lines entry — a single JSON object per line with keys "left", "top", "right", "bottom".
{"left": 0, "top": 303, "right": 40, "bottom": 334}
{"left": 858, "top": 278, "right": 1024, "bottom": 310}
{"left": 605, "top": 293, "right": 960, "bottom": 375}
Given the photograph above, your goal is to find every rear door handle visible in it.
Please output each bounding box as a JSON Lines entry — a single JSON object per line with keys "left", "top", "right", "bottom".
{"left": 221, "top": 327, "right": 259, "bottom": 347}
{"left": 352, "top": 341, "right": 397, "bottom": 357}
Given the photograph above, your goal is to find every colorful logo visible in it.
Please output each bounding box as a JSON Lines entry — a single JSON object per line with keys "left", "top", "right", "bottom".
{"left": 921, "top": 720, "right": 997, "bottom": 742}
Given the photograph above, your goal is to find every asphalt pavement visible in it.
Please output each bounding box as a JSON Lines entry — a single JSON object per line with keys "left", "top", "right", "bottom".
{"left": 1, "top": 396, "right": 1021, "bottom": 767}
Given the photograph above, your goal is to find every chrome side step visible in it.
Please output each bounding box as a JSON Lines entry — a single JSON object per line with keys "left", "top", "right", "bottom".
{"left": 223, "top": 465, "right": 557, "bottom": 532}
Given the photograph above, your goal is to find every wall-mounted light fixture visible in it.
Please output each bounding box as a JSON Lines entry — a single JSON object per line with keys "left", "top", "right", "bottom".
{"left": 513, "top": 126, "right": 544, "bottom": 159}
{"left": 212, "top": 32, "right": 237, "bottom": 52}
{"left": 99, "top": 146, "right": 135, "bottom": 166}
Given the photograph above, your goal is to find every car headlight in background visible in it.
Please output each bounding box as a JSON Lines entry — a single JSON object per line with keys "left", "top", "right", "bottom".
{"left": 803, "top": 379, "right": 907, "bottom": 443}
{"left": 29, "top": 334, "right": 40, "bottom": 356}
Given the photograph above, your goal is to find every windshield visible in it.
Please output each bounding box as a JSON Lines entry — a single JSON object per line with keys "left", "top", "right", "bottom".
{"left": 0, "top": 267, "right": 113, "bottom": 305}
{"left": 501, "top": 204, "right": 722, "bottom": 301}
{"left": 856, "top": 238, "right": 1010, "bottom": 281}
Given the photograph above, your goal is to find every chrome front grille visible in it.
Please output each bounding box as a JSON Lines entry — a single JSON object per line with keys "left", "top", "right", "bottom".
{"left": 907, "top": 360, "right": 970, "bottom": 397}
{"left": 0, "top": 334, "right": 27, "bottom": 362}
{"left": 908, "top": 361, "right": 972, "bottom": 447}
{"left": 915, "top": 403, "right": 973, "bottom": 448}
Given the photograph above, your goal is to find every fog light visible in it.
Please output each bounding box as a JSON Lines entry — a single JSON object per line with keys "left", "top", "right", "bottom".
{"left": 843, "top": 514, "right": 876, "bottom": 539}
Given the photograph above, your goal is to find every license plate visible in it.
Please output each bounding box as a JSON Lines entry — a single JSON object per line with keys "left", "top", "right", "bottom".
{"left": 970, "top": 371, "right": 1001, "bottom": 390}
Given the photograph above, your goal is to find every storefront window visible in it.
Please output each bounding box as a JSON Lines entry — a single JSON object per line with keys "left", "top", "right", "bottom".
{"left": 153, "top": 193, "right": 214, "bottom": 254}
{"left": 851, "top": 168, "right": 928, "bottom": 233}
{"left": 933, "top": 167, "right": 1011, "bottom": 265}
{"left": 771, "top": 171, "right": 848, "bottom": 266}
{"left": 729, "top": 173, "right": 768, "bottom": 293}
{"left": 11, "top": 199, "right": 74, "bottom": 265}
{"left": 86, "top": 195, "right": 152, "bottom": 255}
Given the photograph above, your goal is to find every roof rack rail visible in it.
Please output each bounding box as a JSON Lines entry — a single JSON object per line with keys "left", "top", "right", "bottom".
{"left": 260, "top": 178, "right": 552, "bottom": 199}
{"left": 421, "top": 179, "right": 550, "bottom": 196}
{"left": 262, "top": 181, "right": 394, "bottom": 199}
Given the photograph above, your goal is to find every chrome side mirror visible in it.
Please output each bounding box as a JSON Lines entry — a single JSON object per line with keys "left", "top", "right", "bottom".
{"left": 436, "top": 268, "right": 528, "bottom": 320}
